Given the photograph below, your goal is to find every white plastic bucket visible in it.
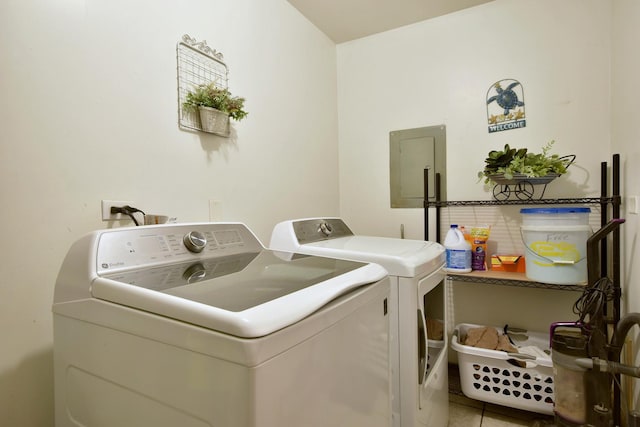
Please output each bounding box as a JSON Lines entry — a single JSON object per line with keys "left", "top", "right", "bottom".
{"left": 520, "top": 208, "right": 591, "bottom": 285}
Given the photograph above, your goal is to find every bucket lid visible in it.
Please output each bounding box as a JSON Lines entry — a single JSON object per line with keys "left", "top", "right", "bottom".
{"left": 520, "top": 224, "right": 592, "bottom": 231}
{"left": 520, "top": 207, "right": 591, "bottom": 215}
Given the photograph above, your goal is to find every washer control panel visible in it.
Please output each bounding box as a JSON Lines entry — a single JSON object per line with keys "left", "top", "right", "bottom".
{"left": 96, "top": 223, "right": 263, "bottom": 274}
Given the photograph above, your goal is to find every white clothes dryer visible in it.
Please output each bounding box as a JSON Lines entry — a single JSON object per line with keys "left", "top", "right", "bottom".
{"left": 53, "top": 222, "right": 391, "bottom": 427}
{"left": 270, "top": 217, "right": 447, "bottom": 427}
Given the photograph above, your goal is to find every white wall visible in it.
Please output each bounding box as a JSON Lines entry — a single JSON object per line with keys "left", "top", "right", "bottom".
{"left": 0, "top": 1, "right": 338, "bottom": 425}
{"left": 337, "top": 0, "right": 611, "bottom": 239}
{"left": 612, "top": 0, "right": 640, "bottom": 409}
{"left": 612, "top": 0, "right": 640, "bottom": 314}
{"left": 337, "top": 0, "right": 613, "bottom": 335}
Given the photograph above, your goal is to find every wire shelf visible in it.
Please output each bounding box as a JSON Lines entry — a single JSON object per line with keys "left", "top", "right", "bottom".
{"left": 176, "top": 34, "right": 229, "bottom": 135}
{"left": 446, "top": 273, "right": 586, "bottom": 291}
{"left": 425, "top": 197, "right": 616, "bottom": 208}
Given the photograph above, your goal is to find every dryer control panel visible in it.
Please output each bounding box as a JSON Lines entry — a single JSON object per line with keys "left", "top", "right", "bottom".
{"left": 292, "top": 218, "right": 354, "bottom": 244}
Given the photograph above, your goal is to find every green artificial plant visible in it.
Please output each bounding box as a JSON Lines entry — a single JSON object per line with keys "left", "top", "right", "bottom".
{"left": 183, "top": 82, "right": 248, "bottom": 121}
{"left": 478, "top": 140, "right": 573, "bottom": 184}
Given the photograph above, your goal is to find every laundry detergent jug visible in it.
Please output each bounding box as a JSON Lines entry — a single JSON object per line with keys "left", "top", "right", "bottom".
{"left": 444, "top": 224, "right": 472, "bottom": 273}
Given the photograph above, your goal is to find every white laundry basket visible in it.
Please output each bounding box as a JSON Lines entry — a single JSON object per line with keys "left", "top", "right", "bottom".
{"left": 451, "top": 323, "right": 554, "bottom": 415}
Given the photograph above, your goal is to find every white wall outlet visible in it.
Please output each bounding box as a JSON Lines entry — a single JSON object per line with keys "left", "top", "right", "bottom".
{"left": 101, "top": 200, "right": 136, "bottom": 221}
{"left": 628, "top": 195, "right": 639, "bottom": 215}
{"left": 209, "top": 200, "right": 223, "bottom": 222}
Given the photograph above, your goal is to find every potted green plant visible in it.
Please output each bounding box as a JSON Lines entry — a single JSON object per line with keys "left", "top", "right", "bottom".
{"left": 478, "top": 140, "right": 575, "bottom": 186}
{"left": 182, "top": 82, "right": 248, "bottom": 135}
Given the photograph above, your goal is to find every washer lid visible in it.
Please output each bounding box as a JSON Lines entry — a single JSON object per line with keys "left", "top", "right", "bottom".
{"left": 92, "top": 250, "right": 386, "bottom": 338}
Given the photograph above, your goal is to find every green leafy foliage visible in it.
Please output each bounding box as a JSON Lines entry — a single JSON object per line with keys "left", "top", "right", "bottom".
{"left": 183, "top": 83, "right": 248, "bottom": 121}
{"left": 478, "top": 140, "right": 572, "bottom": 184}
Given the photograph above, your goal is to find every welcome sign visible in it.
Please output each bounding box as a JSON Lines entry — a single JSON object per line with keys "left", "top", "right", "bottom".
{"left": 486, "top": 79, "right": 525, "bottom": 133}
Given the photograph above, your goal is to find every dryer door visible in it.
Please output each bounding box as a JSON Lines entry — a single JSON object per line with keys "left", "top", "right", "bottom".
{"left": 416, "top": 270, "right": 448, "bottom": 427}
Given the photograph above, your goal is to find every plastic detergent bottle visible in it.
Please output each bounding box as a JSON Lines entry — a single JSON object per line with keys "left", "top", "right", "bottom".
{"left": 444, "top": 224, "right": 472, "bottom": 273}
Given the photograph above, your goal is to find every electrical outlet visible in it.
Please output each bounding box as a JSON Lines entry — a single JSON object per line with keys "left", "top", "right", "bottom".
{"left": 101, "top": 200, "right": 136, "bottom": 221}
{"left": 628, "top": 196, "right": 639, "bottom": 215}
{"left": 209, "top": 200, "right": 223, "bottom": 221}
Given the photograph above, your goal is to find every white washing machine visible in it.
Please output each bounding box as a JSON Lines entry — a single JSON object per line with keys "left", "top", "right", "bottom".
{"left": 53, "top": 222, "right": 391, "bottom": 427}
{"left": 270, "top": 218, "right": 448, "bottom": 427}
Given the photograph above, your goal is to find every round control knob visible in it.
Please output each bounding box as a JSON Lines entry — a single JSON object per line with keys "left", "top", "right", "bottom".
{"left": 319, "top": 221, "right": 333, "bottom": 237}
{"left": 183, "top": 231, "right": 207, "bottom": 253}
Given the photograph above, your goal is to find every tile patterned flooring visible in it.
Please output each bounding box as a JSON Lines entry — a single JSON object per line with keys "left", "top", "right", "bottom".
{"left": 448, "top": 365, "right": 555, "bottom": 427}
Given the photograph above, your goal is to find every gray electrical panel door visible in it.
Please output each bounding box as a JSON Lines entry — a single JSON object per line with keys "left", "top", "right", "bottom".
{"left": 390, "top": 125, "right": 446, "bottom": 208}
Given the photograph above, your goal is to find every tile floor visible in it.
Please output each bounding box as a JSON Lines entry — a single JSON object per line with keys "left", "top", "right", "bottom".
{"left": 448, "top": 365, "right": 555, "bottom": 427}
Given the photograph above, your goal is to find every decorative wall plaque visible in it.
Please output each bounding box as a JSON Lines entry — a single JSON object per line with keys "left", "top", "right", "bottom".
{"left": 486, "top": 79, "right": 525, "bottom": 133}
